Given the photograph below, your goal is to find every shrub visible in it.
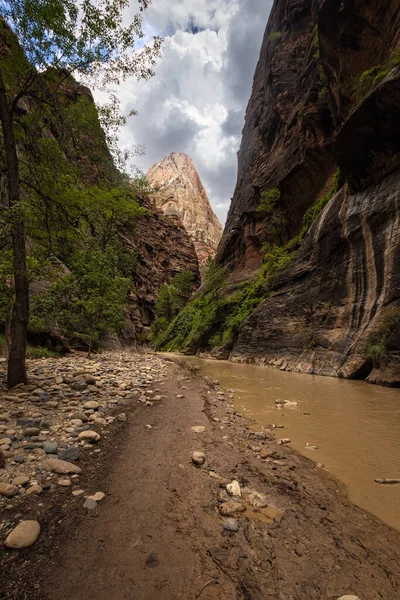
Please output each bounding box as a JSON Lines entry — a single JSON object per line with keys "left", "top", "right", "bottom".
{"left": 257, "top": 188, "right": 281, "bottom": 214}
{"left": 365, "top": 306, "right": 400, "bottom": 366}
{"left": 302, "top": 168, "right": 341, "bottom": 232}
{"left": 269, "top": 32, "right": 282, "bottom": 42}
{"left": 26, "top": 345, "right": 56, "bottom": 359}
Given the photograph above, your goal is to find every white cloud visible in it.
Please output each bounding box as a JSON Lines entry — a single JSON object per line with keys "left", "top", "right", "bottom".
{"left": 95, "top": 0, "right": 273, "bottom": 224}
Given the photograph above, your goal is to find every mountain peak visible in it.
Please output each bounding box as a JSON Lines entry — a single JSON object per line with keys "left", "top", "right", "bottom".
{"left": 147, "top": 153, "right": 223, "bottom": 275}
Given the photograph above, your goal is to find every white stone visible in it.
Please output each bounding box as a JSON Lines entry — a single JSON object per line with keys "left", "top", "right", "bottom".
{"left": 226, "top": 480, "right": 241, "bottom": 497}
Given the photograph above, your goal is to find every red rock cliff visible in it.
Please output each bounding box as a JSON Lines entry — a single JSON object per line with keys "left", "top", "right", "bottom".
{"left": 218, "top": 0, "right": 400, "bottom": 385}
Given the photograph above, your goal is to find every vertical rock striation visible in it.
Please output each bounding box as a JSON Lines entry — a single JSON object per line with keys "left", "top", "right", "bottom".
{"left": 217, "top": 0, "right": 400, "bottom": 385}
{"left": 147, "top": 152, "right": 223, "bottom": 275}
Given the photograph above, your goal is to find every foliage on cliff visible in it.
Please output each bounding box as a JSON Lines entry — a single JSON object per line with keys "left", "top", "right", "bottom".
{"left": 154, "top": 169, "right": 343, "bottom": 355}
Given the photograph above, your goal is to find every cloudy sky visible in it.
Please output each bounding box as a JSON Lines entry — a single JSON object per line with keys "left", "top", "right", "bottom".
{"left": 103, "top": 0, "right": 273, "bottom": 224}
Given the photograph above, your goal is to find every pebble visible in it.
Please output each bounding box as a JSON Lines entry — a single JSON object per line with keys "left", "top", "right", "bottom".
{"left": 87, "top": 491, "right": 105, "bottom": 502}
{"left": 57, "top": 478, "right": 72, "bottom": 487}
{"left": 72, "top": 489, "right": 84, "bottom": 496}
{"left": 42, "top": 458, "right": 82, "bottom": 474}
{"left": 338, "top": 597, "right": 361, "bottom": 600}
{"left": 221, "top": 518, "right": 239, "bottom": 532}
{"left": 219, "top": 501, "right": 246, "bottom": 517}
{"left": 5, "top": 520, "right": 41, "bottom": 548}
{"left": 192, "top": 451, "right": 206, "bottom": 466}
{"left": 78, "top": 431, "right": 100, "bottom": 442}
{"left": 191, "top": 426, "right": 206, "bottom": 433}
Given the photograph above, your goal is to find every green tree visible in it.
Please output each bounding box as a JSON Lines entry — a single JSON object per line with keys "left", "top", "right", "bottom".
{"left": 33, "top": 249, "right": 129, "bottom": 357}
{"left": 0, "top": 1, "right": 162, "bottom": 386}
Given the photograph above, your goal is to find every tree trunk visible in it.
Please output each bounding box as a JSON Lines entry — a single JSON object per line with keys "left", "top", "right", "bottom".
{"left": 0, "top": 71, "right": 29, "bottom": 386}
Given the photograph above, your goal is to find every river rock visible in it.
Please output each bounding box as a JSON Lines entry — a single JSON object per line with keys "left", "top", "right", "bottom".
{"left": 5, "top": 520, "right": 41, "bottom": 548}
{"left": 43, "top": 441, "right": 58, "bottom": 454}
{"left": 71, "top": 381, "right": 87, "bottom": 391}
{"left": 242, "top": 489, "right": 268, "bottom": 508}
{"left": 219, "top": 501, "right": 246, "bottom": 517}
{"left": 0, "top": 483, "right": 18, "bottom": 497}
{"left": 71, "top": 411, "right": 88, "bottom": 422}
{"left": 12, "top": 475, "right": 30, "bottom": 487}
{"left": 192, "top": 451, "right": 206, "bottom": 465}
{"left": 58, "top": 447, "right": 81, "bottom": 462}
{"left": 226, "top": 480, "right": 241, "bottom": 497}
{"left": 26, "top": 484, "right": 43, "bottom": 495}
{"left": 278, "top": 438, "right": 291, "bottom": 445}
{"left": 338, "top": 597, "right": 361, "bottom": 600}
{"left": 83, "top": 401, "right": 100, "bottom": 410}
{"left": 23, "top": 427, "right": 41, "bottom": 437}
{"left": 42, "top": 458, "right": 82, "bottom": 474}
{"left": 221, "top": 518, "right": 239, "bottom": 532}
{"left": 78, "top": 430, "right": 100, "bottom": 442}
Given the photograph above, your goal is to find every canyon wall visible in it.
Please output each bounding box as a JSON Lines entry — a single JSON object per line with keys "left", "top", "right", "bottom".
{"left": 147, "top": 152, "right": 223, "bottom": 274}
{"left": 218, "top": 0, "right": 400, "bottom": 385}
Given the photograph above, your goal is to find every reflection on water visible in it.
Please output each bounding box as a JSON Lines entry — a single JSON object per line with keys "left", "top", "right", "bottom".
{"left": 181, "top": 356, "right": 400, "bottom": 531}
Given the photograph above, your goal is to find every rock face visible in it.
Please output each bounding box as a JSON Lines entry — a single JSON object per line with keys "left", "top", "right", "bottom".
{"left": 217, "top": 0, "right": 400, "bottom": 385}
{"left": 120, "top": 201, "right": 200, "bottom": 343}
{"left": 147, "top": 153, "right": 223, "bottom": 274}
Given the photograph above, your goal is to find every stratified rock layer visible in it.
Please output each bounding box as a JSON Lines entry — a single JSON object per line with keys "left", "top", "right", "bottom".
{"left": 217, "top": 0, "right": 400, "bottom": 384}
{"left": 147, "top": 153, "right": 223, "bottom": 274}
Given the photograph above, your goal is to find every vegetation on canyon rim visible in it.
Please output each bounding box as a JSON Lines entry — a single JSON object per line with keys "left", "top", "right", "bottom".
{"left": 0, "top": 0, "right": 161, "bottom": 385}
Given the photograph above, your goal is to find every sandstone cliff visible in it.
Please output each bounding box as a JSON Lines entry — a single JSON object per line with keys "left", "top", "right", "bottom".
{"left": 217, "top": 0, "right": 400, "bottom": 385}
{"left": 147, "top": 152, "right": 223, "bottom": 274}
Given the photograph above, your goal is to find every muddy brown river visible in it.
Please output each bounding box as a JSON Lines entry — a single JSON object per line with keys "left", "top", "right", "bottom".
{"left": 181, "top": 356, "right": 400, "bottom": 531}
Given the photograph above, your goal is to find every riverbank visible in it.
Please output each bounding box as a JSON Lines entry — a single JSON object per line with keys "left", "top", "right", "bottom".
{"left": 1, "top": 352, "right": 399, "bottom": 599}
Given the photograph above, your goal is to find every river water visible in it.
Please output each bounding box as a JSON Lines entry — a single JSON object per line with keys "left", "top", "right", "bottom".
{"left": 181, "top": 356, "right": 400, "bottom": 531}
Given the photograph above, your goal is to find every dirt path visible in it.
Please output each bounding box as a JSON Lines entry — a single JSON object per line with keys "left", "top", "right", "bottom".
{"left": 2, "top": 355, "right": 400, "bottom": 600}
{"left": 41, "top": 363, "right": 232, "bottom": 600}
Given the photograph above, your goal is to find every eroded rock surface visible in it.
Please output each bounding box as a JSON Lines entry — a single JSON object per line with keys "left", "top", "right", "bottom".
{"left": 147, "top": 152, "right": 223, "bottom": 275}
{"left": 216, "top": 0, "right": 400, "bottom": 385}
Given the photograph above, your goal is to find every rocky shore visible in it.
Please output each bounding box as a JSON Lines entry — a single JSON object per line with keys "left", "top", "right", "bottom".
{"left": 1, "top": 351, "right": 399, "bottom": 599}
